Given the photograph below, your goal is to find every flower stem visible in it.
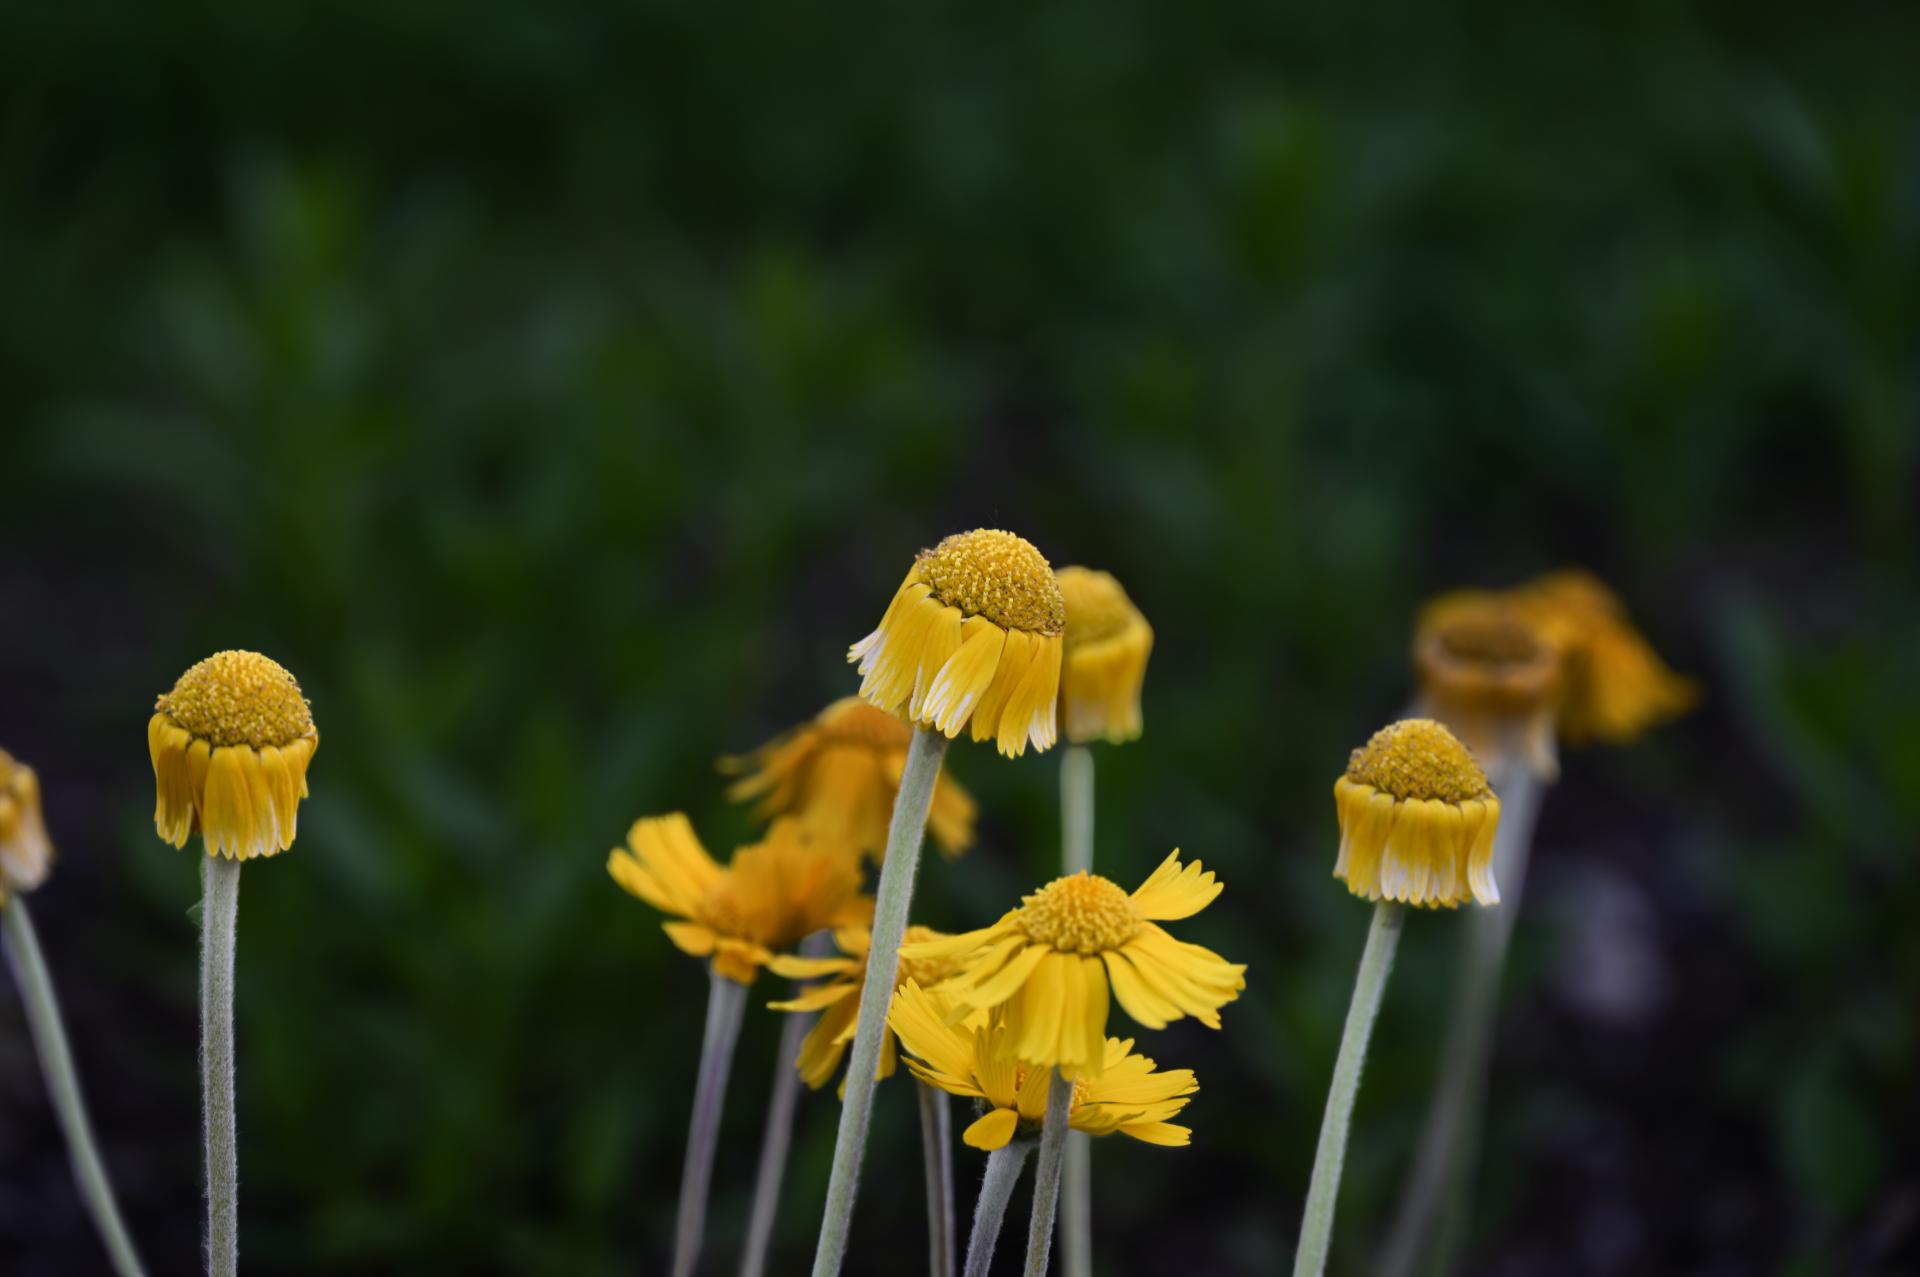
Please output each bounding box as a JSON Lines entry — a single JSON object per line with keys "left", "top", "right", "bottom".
{"left": 200, "top": 855, "right": 242, "bottom": 1277}
{"left": 1, "top": 897, "right": 148, "bottom": 1277}
{"left": 811, "top": 725, "right": 950, "bottom": 1277}
{"left": 963, "top": 1139, "right": 1033, "bottom": 1277}
{"left": 1058, "top": 744, "right": 1095, "bottom": 1277}
{"left": 1379, "top": 759, "right": 1548, "bottom": 1277}
{"left": 675, "top": 965, "right": 749, "bottom": 1277}
{"left": 1292, "top": 900, "right": 1406, "bottom": 1277}
{"left": 1023, "top": 1068, "right": 1076, "bottom": 1277}
{"left": 918, "top": 1081, "right": 956, "bottom": 1277}
{"left": 740, "top": 930, "right": 834, "bottom": 1277}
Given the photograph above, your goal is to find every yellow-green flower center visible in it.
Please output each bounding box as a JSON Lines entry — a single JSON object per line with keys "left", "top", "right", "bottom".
{"left": 1017, "top": 872, "right": 1141, "bottom": 954}
{"left": 919, "top": 529, "right": 1065, "bottom": 636}
{"left": 1345, "top": 718, "right": 1491, "bottom": 804}
{"left": 1059, "top": 567, "right": 1138, "bottom": 646}
{"left": 156, "top": 650, "right": 315, "bottom": 750}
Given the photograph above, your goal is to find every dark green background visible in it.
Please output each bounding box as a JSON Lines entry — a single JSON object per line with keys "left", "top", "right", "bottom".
{"left": 3, "top": 1, "right": 1917, "bottom": 1273}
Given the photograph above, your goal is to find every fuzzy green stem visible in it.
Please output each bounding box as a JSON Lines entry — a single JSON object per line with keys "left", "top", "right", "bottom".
{"left": 200, "top": 856, "right": 241, "bottom": 1277}
{"left": 1379, "top": 759, "right": 1548, "bottom": 1277}
{"left": 918, "top": 1081, "right": 956, "bottom": 1277}
{"left": 675, "top": 965, "right": 748, "bottom": 1277}
{"left": 1023, "top": 1069, "right": 1075, "bottom": 1277}
{"left": 2, "top": 897, "right": 147, "bottom": 1277}
{"left": 1058, "top": 744, "right": 1095, "bottom": 1277}
{"left": 739, "top": 955, "right": 819, "bottom": 1277}
{"left": 811, "top": 726, "right": 950, "bottom": 1277}
{"left": 963, "top": 1139, "right": 1033, "bottom": 1277}
{"left": 1292, "top": 900, "right": 1405, "bottom": 1277}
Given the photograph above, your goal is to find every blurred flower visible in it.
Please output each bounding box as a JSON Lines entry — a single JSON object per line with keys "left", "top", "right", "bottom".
{"left": 1057, "top": 567, "right": 1153, "bottom": 745}
{"left": 149, "top": 651, "right": 320, "bottom": 861}
{"left": 904, "top": 852, "right": 1245, "bottom": 1078}
{"left": 1333, "top": 719, "right": 1501, "bottom": 908}
{"left": 889, "top": 980, "right": 1196, "bottom": 1150}
{"left": 0, "top": 750, "right": 54, "bottom": 898}
{"left": 849, "top": 528, "right": 1066, "bottom": 758}
{"left": 608, "top": 814, "right": 871, "bottom": 985}
{"left": 1511, "top": 569, "right": 1698, "bottom": 745}
{"left": 721, "top": 698, "right": 977, "bottom": 863}
{"left": 1414, "top": 592, "right": 1564, "bottom": 777}
{"left": 766, "top": 923, "right": 967, "bottom": 1091}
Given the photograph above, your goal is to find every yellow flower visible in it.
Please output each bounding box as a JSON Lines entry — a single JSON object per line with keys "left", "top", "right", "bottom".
{"left": 607, "top": 814, "right": 871, "bottom": 985}
{"left": 766, "top": 923, "right": 968, "bottom": 1091}
{"left": 1333, "top": 719, "right": 1502, "bottom": 909}
{"left": 1510, "top": 570, "right": 1699, "bottom": 745}
{"left": 1413, "top": 592, "right": 1564, "bottom": 777}
{"left": 721, "top": 698, "right": 978, "bottom": 863}
{"left": 889, "top": 981, "right": 1196, "bottom": 1150}
{"left": 903, "top": 852, "right": 1246, "bottom": 1078}
{"left": 149, "top": 651, "right": 320, "bottom": 861}
{"left": 1057, "top": 567, "right": 1154, "bottom": 745}
{"left": 0, "top": 750, "right": 54, "bottom": 898}
{"left": 849, "top": 529, "right": 1066, "bottom": 758}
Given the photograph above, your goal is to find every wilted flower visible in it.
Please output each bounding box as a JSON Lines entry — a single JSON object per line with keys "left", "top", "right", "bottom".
{"left": 148, "top": 651, "right": 320, "bottom": 861}
{"left": 849, "top": 528, "right": 1066, "bottom": 758}
{"left": 1057, "top": 567, "right": 1153, "bottom": 745}
{"left": 607, "top": 814, "right": 871, "bottom": 985}
{"left": 1512, "top": 569, "right": 1698, "bottom": 745}
{"left": 1414, "top": 592, "right": 1563, "bottom": 777}
{"left": 1333, "top": 719, "right": 1501, "bottom": 908}
{"left": 721, "top": 698, "right": 977, "bottom": 863}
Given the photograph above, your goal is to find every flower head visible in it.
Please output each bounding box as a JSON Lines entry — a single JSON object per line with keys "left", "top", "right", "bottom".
{"left": 608, "top": 814, "right": 871, "bottom": 985}
{"left": 0, "top": 750, "right": 54, "bottom": 898}
{"left": 889, "top": 981, "right": 1196, "bottom": 1150}
{"left": 149, "top": 651, "right": 320, "bottom": 861}
{"left": 903, "top": 852, "right": 1246, "bottom": 1077}
{"left": 721, "top": 698, "right": 978, "bottom": 863}
{"left": 1057, "top": 567, "right": 1154, "bottom": 745}
{"left": 767, "top": 923, "right": 969, "bottom": 1091}
{"left": 848, "top": 529, "right": 1066, "bottom": 758}
{"left": 1414, "top": 592, "right": 1563, "bottom": 777}
{"left": 1510, "top": 570, "right": 1698, "bottom": 745}
{"left": 1333, "top": 719, "right": 1501, "bottom": 908}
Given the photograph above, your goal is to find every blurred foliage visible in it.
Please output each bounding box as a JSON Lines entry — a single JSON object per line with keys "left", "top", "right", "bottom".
{"left": 2, "top": 1, "right": 1917, "bottom": 1273}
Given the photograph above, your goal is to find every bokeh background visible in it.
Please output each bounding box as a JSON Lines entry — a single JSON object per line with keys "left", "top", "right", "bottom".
{"left": 3, "top": 1, "right": 1918, "bottom": 1273}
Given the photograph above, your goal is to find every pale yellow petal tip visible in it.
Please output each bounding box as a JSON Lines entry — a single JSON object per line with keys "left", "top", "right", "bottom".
{"left": 850, "top": 532, "right": 1066, "bottom": 757}
{"left": 1058, "top": 566, "right": 1153, "bottom": 745}
{"left": 0, "top": 750, "right": 56, "bottom": 894}
{"left": 150, "top": 655, "right": 319, "bottom": 863}
{"left": 1333, "top": 726, "right": 1503, "bottom": 909}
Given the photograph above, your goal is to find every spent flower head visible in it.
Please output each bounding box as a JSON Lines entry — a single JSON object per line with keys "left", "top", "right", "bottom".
{"left": 608, "top": 814, "right": 871, "bottom": 985}
{"left": 0, "top": 750, "right": 54, "bottom": 898}
{"left": 1510, "top": 569, "right": 1698, "bottom": 745}
{"left": 149, "top": 651, "right": 320, "bottom": 861}
{"left": 1414, "top": 591, "right": 1564, "bottom": 777}
{"left": 1333, "top": 719, "right": 1501, "bottom": 908}
{"left": 721, "top": 697, "right": 977, "bottom": 863}
{"left": 849, "top": 529, "right": 1066, "bottom": 758}
{"left": 1057, "top": 566, "right": 1154, "bottom": 745}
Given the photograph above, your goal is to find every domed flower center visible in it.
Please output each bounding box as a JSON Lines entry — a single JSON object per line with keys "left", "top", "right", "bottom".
{"left": 1346, "top": 718, "right": 1492, "bottom": 804}
{"left": 820, "top": 699, "right": 914, "bottom": 750}
{"left": 919, "top": 529, "right": 1065, "bottom": 636}
{"left": 1017, "top": 872, "right": 1141, "bottom": 954}
{"left": 1059, "top": 568, "right": 1138, "bottom": 645}
{"left": 157, "top": 650, "right": 315, "bottom": 749}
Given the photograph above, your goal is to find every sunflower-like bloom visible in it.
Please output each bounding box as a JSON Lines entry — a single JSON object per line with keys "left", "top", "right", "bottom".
{"left": 1414, "top": 592, "right": 1564, "bottom": 777}
{"left": 148, "top": 651, "right": 320, "bottom": 861}
{"left": 1509, "top": 570, "right": 1698, "bottom": 745}
{"left": 608, "top": 814, "right": 871, "bottom": 985}
{"left": 0, "top": 750, "right": 54, "bottom": 899}
{"left": 766, "top": 923, "right": 968, "bottom": 1091}
{"left": 889, "top": 981, "right": 1196, "bottom": 1150}
{"left": 721, "top": 698, "right": 978, "bottom": 863}
{"left": 1333, "top": 719, "right": 1502, "bottom": 909}
{"left": 903, "top": 852, "right": 1246, "bottom": 1078}
{"left": 849, "top": 529, "right": 1067, "bottom": 758}
{"left": 1057, "top": 567, "right": 1154, "bottom": 745}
